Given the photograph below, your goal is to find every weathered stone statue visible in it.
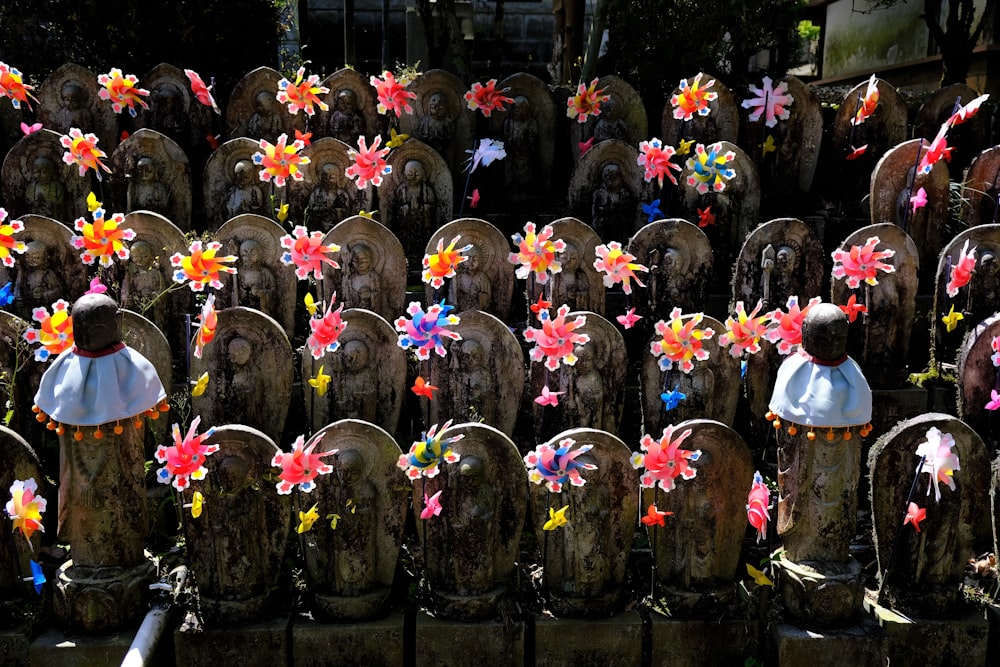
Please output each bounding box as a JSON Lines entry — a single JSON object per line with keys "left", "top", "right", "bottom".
{"left": 393, "top": 159, "right": 438, "bottom": 263}
{"left": 14, "top": 240, "right": 64, "bottom": 314}
{"left": 322, "top": 216, "right": 407, "bottom": 324}
{"left": 591, "top": 163, "right": 638, "bottom": 241}
{"left": 121, "top": 239, "right": 168, "bottom": 330}
{"left": 246, "top": 90, "right": 284, "bottom": 143}
{"left": 430, "top": 218, "right": 513, "bottom": 321}
{"left": 452, "top": 246, "right": 491, "bottom": 311}
{"left": 342, "top": 243, "right": 383, "bottom": 314}
{"left": 127, "top": 156, "right": 172, "bottom": 215}
{"left": 307, "top": 163, "right": 353, "bottom": 231}
{"left": 110, "top": 128, "right": 192, "bottom": 231}
{"left": 24, "top": 156, "right": 68, "bottom": 221}
{"left": 628, "top": 219, "right": 713, "bottom": 322}
{"left": 0, "top": 426, "right": 45, "bottom": 613}
{"left": 328, "top": 88, "right": 366, "bottom": 145}
{"left": 54, "top": 81, "right": 95, "bottom": 134}
{"left": 33, "top": 294, "right": 166, "bottom": 632}
{"left": 767, "top": 303, "right": 872, "bottom": 626}
{"left": 503, "top": 95, "right": 538, "bottom": 194}
{"left": 233, "top": 239, "right": 276, "bottom": 313}
{"left": 553, "top": 242, "right": 593, "bottom": 312}
{"left": 226, "top": 159, "right": 266, "bottom": 220}
{"left": 416, "top": 92, "right": 456, "bottom": 159}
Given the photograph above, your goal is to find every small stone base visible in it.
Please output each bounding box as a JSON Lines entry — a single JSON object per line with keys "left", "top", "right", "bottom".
{"left": 415, "top": 614, "right": 524, "bottom": 667}
{"left": 291, "top": 612, "right": 404, "bottom": 666}
{"left": 174, "top": 615, "right": 289, "bottom": 667}
{"left": 29, "top": 627, "right": 137, "bottom": 667}
{"left": 772, "top": 617, "right": 887, "bottom": 667}
{"left": 0, "top": 627, "right": 31, "bottom": 667}
{"left": 776, "top": 556, "right": 863, "bottom": 627}
{"left": 534, "top": 611, "right": 641, "bottom": 666}
{"left": 53, "top": 559, "right": 154, "bottom": 633}
{"left": 649, "top": 612, "right": 754, "bottom": 666}
{"left": 548, "top": 588, "right": 624, "bottom": 618}
{"left": 425, "top": 586, "right": 505, "bottom": 621}
{"left": 867, "top": 600, "right": 989, "bottom": 667}
{"left": 310, "top": 586, "right": 392, "bottom": 622}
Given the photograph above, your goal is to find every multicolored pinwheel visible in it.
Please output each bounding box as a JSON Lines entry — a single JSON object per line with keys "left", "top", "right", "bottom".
{"left": 423, "top": 235, "right": 473, "bottom": 288}
{"left": 253, "top": 133, "right": 309, "bottom": 187}
{"left": 154, "top": 417, "right": 219, "bottom": 491}
{"left": 524, "top": 438, "right": 597, "bottom": 493}
{"left": 650, "top": 307, "right": 715, "bottom": 373}
{"left": 370, "top": 71, "right": 417, "bottom": 117}
{"left": 70, "top": 208, "right": 134, "bottom": 267}
{"left": 170, "top": 240, "right": 238, "bottom": 292}
{"left": 567, "top": 78, "right": 609, "bottom": 123}
{"left": 508, "top": 222, "right": 566, "bottom": 284}
{"left": 276, "top": 66, "right": 330, "bottom": 116}
{"left": 464, "top": 79, "right": 513, "bottom": 117}
{"left": 395, "top": 301, "right": 462, "bottom": 360}
{"left": 97, "top": 68, "right": 149, "bottom": 117}
{"left": 271, "top": 435, "right": 336, "bottom": 494}
{"left": 632, "top": 424, "right": 701, "bottom": 492}
{"left": 524, "top": 304, "right": 590, "bottom": 371}
{"left": 397, "top": 420, "right": 463, "bottom": 479}
{"left": 280, "top": 225, "right": 340, "bottom": 280}
{"left": 23, "top": 300, "right": 73, "bottom": 362}
{"left": 61, "top": 128, "right": 111, "bottom": 180}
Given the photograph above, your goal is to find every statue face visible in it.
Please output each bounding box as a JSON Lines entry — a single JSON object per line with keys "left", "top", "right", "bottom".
{"left": 228, "top": 338, "right": 252, "bottom": 366}
{"left": 131, "top": 242, "right": 154, "bottom": 268}
{"left": 25, "top": 243, "right": 46, "bottom": 268}
{"left": 776, "top": 246, "right": 796, "bottom": 272}
{"left": 404, "top": 161, "right": 425, "bottom": 185}
{"left": 137, "top": 158, "right": 156, "bottom": 182}
{"left": 32, "top": 157, "right": 55, "bottom": 182}
{"left": 240, "top": 240, "right": 261, "bottom": 266}
{"left": 320, "top": 164, "right": 338, "bottom": 186}
{"left": 575, "top": 346, "right": 593, "bottom": 372}
{"left": 343, "top": 340, "right": 369, "bottom": 371}
{"left": 61, "top": 84, "right": 84, "bottom": 110}
{"left": 513, "top": 96, "right": 530, "bottom": 120}
{"left": 603, "top": 165, "right": 622, "bottom": 190}
{"left": 254, "top": 91, "right": 274, "bottom": 113}
{"left": 563, "top": 243, "right": 580, "bottom": 270}
{"left": 351, "top": 246, "right": 372, "bottom": 273}
{"left": 156, "top": 86, "right": 180, "bottom": 113}
{"left": 429, "top": 94, "right": 446, "bottom": 119}
{"left": 234, "top": 160, "right": 254, "bottom": 186}
{"left": 337, "top": 89, "right": 357, "bottom": 112}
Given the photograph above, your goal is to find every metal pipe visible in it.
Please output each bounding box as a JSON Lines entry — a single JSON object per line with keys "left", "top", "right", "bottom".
{"left": 121, "top": 565, "right": 188, "bottom": 667}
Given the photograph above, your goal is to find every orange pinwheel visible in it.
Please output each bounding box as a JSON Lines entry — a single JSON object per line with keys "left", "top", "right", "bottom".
{"left": 71, "top": 208, "right": 134, "bottom": 268}
{"left": 194, "top": 294, "right": 218, "bottom": 359}
{"left": 5, "top": 478, "right": 46, "bottom": 543}
{"left": 412, "top": 377, "right": 438, "bottom": 399}
{"left": 422, "top": 235, "right": 473, "bottom": 289}
{"left": 650, "top": 308, "right": 715, "bottom": 374}
{"left": 23, "top": 300, "right": 73, "bottom": 362}
{"left": 0, "top": 62, "right": 38, "bottom": 110}
{"left": 170, "top": 240, "right": 237, "bottom": 292}
{"left": 567, "top": 78, "right": 609, "bottom": 123}
{"left": 0, "top": 207, "right": 26, "bottom": 267}
{"left": 253, "top": 133, "right": 310, "bottom": 187}
{"left": 97, "top": 68, "right": 149, "bottom": 117}
{"left": 640, "top": 503, "right": 672, "bottom": 527}
{"left": 61, "top": 128, "right": 111, "bottom": 180}
{"left": 276, "top": 67, "right": 330, "bottom": 116}
{"left": 851, "top": 74, "right": 879, "bottom": 126}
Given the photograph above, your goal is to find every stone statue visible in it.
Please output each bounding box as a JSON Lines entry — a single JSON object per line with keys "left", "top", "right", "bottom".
{"left": 0, "top": 426, "right": 44, "bottom": 607}
{"left": 24, "top": 156, "right": 68, "bottom": 220}
{"left": 448, "top": 338, "right": 495, "bottom": 425}
{"left": 55, "top": 81, "right": 94, "bottom": 132}
{"left": 342, "top": 243, "right": 383, "bottom": 314}
{"left": 246, "top": 90, "right": 283, "bottom": 143}
{"left": 232, "top": 238, "right": 276, "bottom": 315}
{"left": 149, "top": 83, "right": 190, "bottom": 147}
{"left": 416, "top": 92, "right": 456, "bottom": 159}
{"left": 503, "top": 95, "right": 538, "bottom": 194}
{"left": 393, "top": 159, "right": 437, "bottom": 262}
{"left": 552, "top": 242, "right": 592, "bottom": 312}
{"left": 14, "top": 240, "right": 63, "bottom": 313}
{"left": 328, "top": 448, "right": 377, "bottom": 595}
{"left": 451, "top": 246, "right": 491, "bottom": 312}
{"left": 330, "top": 338, "right": 378, "bottom": 422}
{"left": 307, "top": 163, "right": 352, "bottom": 231}
{"left": 226, "top": 159, "right": 266, "bottom": 220}
{"left": 591, "top": 163, "right": 637, "bottom": 241}
{"left": 447, "top": 455, "right": 498, "bottom": 596}
{"left": 594, "top": 95, "right": 629, "bottom": 144}
{"left": 121, "top": 239, "right": 168, "bottom": 330}
{"left": 127, "top": 156, "right": 171, "bottom": 215}
{"left": 328, "top": 88, "right": 365, "bottom": 145}
{"left": 222, "top": 336, "right": 267, "bottom": 430}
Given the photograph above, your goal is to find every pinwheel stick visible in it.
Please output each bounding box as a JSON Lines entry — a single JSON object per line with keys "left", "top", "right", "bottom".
{"left": 649, "top": 487, "right": 659, "bottom": 599}
{"left": 899, "top": 143, "right": 923, "bottom": 234}
{"left": 185, "top": 314, "right": 193, "bottom": 401}
{"left": 459, "top": 139, "right": 477, "bottom": 217}
{"left": 879, "top": 455, "right": 926, "bottom": 604}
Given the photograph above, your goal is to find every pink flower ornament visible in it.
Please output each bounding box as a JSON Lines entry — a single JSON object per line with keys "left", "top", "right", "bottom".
{"left": 306, "top": 297, "right": 347, "bottom": 359}
{"left": 464, "top": 79, "right": 514, "bottom": 117}
{"left": 718, "top": 300, "right": 768, "bottom": 358}
{"left": 831, "top": 236, "right": 895, "bottom": 289}
{"left": 742, "top": 76, "right": 793, "bottom": 128}
{"left": 617, "top": 308, "right": 642, "bottom": 329}
{"left": 764, "top": 295, "right": 821, "bottom": 355}
{"left": 637, "top": 138, "right": 682, "bottom": 187}
{"left": 593, "top": 242, "right": 648, "bottom": 294}
{"left": 271, "top": 435, "right": 336, "bottom": 494}
{"left": 508, "top": 222, "right": 566, "bottom": 284}
{"left": 946, "top": 239, "right": 977, "bottom": 298}
{"left": 253, "top": 133, "right": 309, "bottom": 187}
{"left": 276, "top": 67, "right": 330, "bottom": 116}
{"left": 523, "top": 304, "right": 590, "bottom": 371}
{"left": 344, "top": 135, "right": 391, "bottom": 189}
{"left": 631, "top": 424, "right": 701, "bottom": 493}
{"left": 154, "top": 417, "right": 219, "bottom": 491}
{"left": 650, "top": 308, "right": 715, "bottom": 373}
{"left": 915, "top": 427, "right": 961, "bottom": 502}
{"left": 420, "top": 490, "right": 443, "bottom": 519}
{"left": 280, "top": 225, "right": 340, "bottom": 280}
{"left": 985, "top": 389, "right": 1000, "bottom": 411}
{"left": 534, "top": 385, "right": 563, "bottom": 407}
{"left": 370, "top": 71, "right": 416, "bottom": 117}
{"left": 524, "top": 439, "right": 597, "bottom": 493}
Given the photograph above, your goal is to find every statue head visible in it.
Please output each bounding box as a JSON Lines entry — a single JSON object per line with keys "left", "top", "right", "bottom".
{"left": 601, "top": 163, "right": 623, "bottom": 192}
{"left": 458, "top": 454, "right": 484, "bottom": 481}
{"left": 60, "top": 82, "right": 85, "bottom": 110}
{"left": 227, "top": 337, "right": 253, "bottom": 367}
{"left": 320, "top": 163, "right": 338, "bottom": 186}
{"left": 72, "top": 293, "right": 122, "bottom": 352}
{"left": 253, "top": 90, "right": 275, "bottom": 114}
{"left": 234, "top": 159, "right": 255, "bottom": 186}
{"left": 575, "top": 343, "right": 595, "bottom": 373}
{"left": 350, "top": 243, "right": 373, "bottom": 274}
{"left": 801, "top": 303, "right": 849, "bottom": 362}
{"left": 336, "top": 88, "right": 358, "bottom": 112}
{"left": 154, "top": 84, "right": 182, "bottom": 114}
{"left": 461, "top": 339, "right": 484, "bottom": 368}
{"left": 512, "top": 95, "right": 531, "bottom": 121}
{"left": 217, "top": 454, "right": 251, "bottom": 493}
{"left": 428, "top": 93, "right": 447, "bottom": 119}
{"left": 562, "top": 242, "right": 581, "bottom": 271}
{"left": 337, "top": 448, "right": 366, "bottom": 483}
{"left": 31, "top": 156, "right": 56, "bottom": 183}
{"left": 404, "top": 160, "right": 426, "bottom": 186}
{"left": 24, "top": 240, "right": 48, "bottom": 268}
{"left": 239, "top": 239, "right": 262, "bottom": 267}
{"left": 602, "top": 94, "right": 620, "bottom": 120}
{"left": 776, "top": 245, "right": 797, "bottom": 273}
{"left": 135, "top": 157, "right": 157, "bottom": 183}
{"left": 342, "top": 339, "right": 369, "bottom": 372}
{"left": 130, "top": 240, "right": 155, "bottom": 269}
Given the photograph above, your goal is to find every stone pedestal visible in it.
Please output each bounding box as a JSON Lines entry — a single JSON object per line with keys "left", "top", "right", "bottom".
{"left": 30, "top": 627, "right": 145, "bottom": 667}
{"left": 650, "top": 612, "right": 754, "bottom": 666}
{"left": 291, "top": 612, "right": 404, "bottom": 666}
{"left": 773, "top": 617, "right": 887, "bottom": 667}
{"left": 534, "top": 612, "right": 641, "bottom": 666}
{"left": 867, "top": 599, "right": 989, "bottom": 667}
{"left": 775, "top": 556, "right": 864, "bottom": 628}
{"left": 52, "top": 560, "right": 155, "bottom": 634}
{"left": 0, "top": 627, "right": 30, "bottom": 667}
{"left": 414, "top": 614, "right": 524, "bottom": 667}
{"left": 174, "top": 615, "right": 290, "bottom": 667}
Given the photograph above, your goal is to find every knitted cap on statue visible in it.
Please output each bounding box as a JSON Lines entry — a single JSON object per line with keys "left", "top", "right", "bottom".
{"left": 767, "top": 303, "right": 872, "bottom": 439}
{"left": 34, "top": 293, "right": 167, "bottom": 435}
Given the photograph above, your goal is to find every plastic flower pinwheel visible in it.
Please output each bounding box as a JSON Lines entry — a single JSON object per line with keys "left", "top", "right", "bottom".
{"left": 276, "top": 66, "right": 330, "bottom": 116}
{"left": 508, "top": 222, "right": 566, "bottom": 284}
{"left": 184, "top": 69, "right": 220, "bottom": 114}
{"left": 70, "top": 208, "right": 134, "bottom": 267}
{"left": 524, "top": 438, "right": 597, "bottom": 493}
{"left": 97, "top": 68, "right": 149, "bottom": 117}
{"left": 632, "top": 424, "right": 701, "bottom": 493}
{"left": 6, "top": 478, "right": 46, "bottom": 543}
{"left": 741, "top": 76, "right": 793, "bottom": 128}
{"left": 764, "top": 295, "right": 821, "bottom": 355}
{"left": 397, "top": 420, "right": 463, "bottom": 479}
{"left": 0, "top": 208, "right": 26, "bottom": 267}
{"left": 306, "top": 298, "right": 347, "bottom": 359}
{"left": 746, "top": 471, "right": 770, "bottom": 543}
{"left": 466, "top": 138, "right": 506, "bottom": 174}
{"left": 420, "top": 490, "right": 443, "bottom": 519}
{"left": 170, "top": 240, "right": 238, "bottom": 292}
{"left": 650, "top": 307, "right": 715, "bottom": 374}
{"left": 852, "top": 74, "right": 880, "bottom": 126}
{"left": 915, "top": 426, "right": 961, "bottom": 503}
{"left": 253, "top": 133, "right": 309, "bottom": 187}
{"left": 395, "top": 301, "right": 462, "bottom": 360}
{"left": 718, "top": 300, "right": 769, "bottom": 358}
{"left": 345, "top": 135, "right": 392, "bottom": 189}
{"left": 0, "top": 62, "right": 38, "bottom": 110}
{"left": 638, "top": 138, "right": 682, "bottom": 187}
{"left": 543, "top": 505, "right": 570, "bottom": 530}
{"left": 524, "top": 304, "right": 590, "bottom": 371}
{"left": 992, "top": 335, "right": 1000, "bottom": 367}
{"left": 423, "top": 235, "right": 473, "bottom": 288}
{"left": 280, "top": 225, "right": 340, "bottom": 280}
{"left": 593, "top": 242, "right": 648, "bottom": 294}
{"left": 831, "top": 236, "right": 895, "bottom": 289}
{"left": 154, "top": 417, "right": 219, "bottom": 491}
{"left": 839, "top": 294, "right": 867, "bottom": 323}
{"left": 271, "top": 435, "right": 336, "bottom": 494}
{"left": 370, "top": 71, "right": 416, "bottom": 117}
{"left": 567, "top": 78, "right": 609, "bottom": 123}
{"left": 917, "top": 123, "right": 952, "bottom": 176}
{"left": 946, "top": 239, "right": 977, "bottom": 298}
{"left": 194, "top": 294, "right": 217, "bottom": 359}
{"left": 670, "top": 73, "right": 718, "bottom": 121}
{"left": 23, "top": 300, "right": 73, "bottom": 362}
{"left": 464, "top": 79, "right": 513, "bottom": 117}
{"left": 685, "top": 142, "right": 736, "bottom": 194}
{"left": 61, "top": 128, "right": 111, "bottom": 180}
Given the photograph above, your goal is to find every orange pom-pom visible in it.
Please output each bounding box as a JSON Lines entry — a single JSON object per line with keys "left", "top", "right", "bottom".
{"left": 159, "top": 401, "right": 170, "bottom": 412}
{"left": 765, "top": 411, "right": 776, "bottom": 421}
{"left": 35, "top": 411, "right": 47, "bottom": 423}
{"left": 114, "top": 422, "right": 124, "bottom": 435}
{"left": 73, "top": 428, "right": 83, "bottom": 441}
{"left": 772, "top": 419, "right": 782, "bottom": 430}
{"left": 826, "top": 428, "right": 835, "bottom": 441}
{"left": 133, "top": 418, "right": 143, "bottom": 429}
{"left": 93, "top": 428, "right": 103, "bottom": 440}
{"left": 46, "top": 420, "right": 56, "bottom": 431}
{"left": 807, "top": 430, "right": 816, "bottom": 441}
{"left": 55, "top": 424, "right": 65, "bottom": 435}
{"left": 843, "top": 429, "right": 852, "bottom": 441}
{"left": 31, "top": 404, "right": 41, "bottom": 414}
{"left": 787, "top": 425, "right": 798, "bottom": 436}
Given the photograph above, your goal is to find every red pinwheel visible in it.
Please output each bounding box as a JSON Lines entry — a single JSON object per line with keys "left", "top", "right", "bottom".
{"left": 61, "top": 128, "right": 111, "bottom": 180}
{"left": 271, "top": 435, "right": 336, "bottom": 494}
{"left": 154, "top": 417, "right": 219, "bottom": 491}
{"left": 306, "top": 297, "right": 347, "bottom": 360}
{"left": 97, "top": 68, "right": 149, "bottom": 117}
{"left": 567, "top": 78, "right": 609, "bottom": 123}
{"left": 946, "top": 239, "right": 977, "bottom": 298}
{"left": 523, "top": 304, "right": 590, "bottom": 372}
{"left": 464, "top": 79, "right": 514, "bottom": 117}
{"left": 0, "top": 62, "right": 38, "bottom": 110}
{"left": 184, "top": 69, "right": 221, "bottom": 114}
{"left": 345, "top": 134, "right": 391, "bottom": 189}
{"left": 632, "top": 424, "right": 701, "bottom": 493}
{"left": 718, "top": 300, "right": 768, "bottom": 358}
{"left": 746, "top": 471, "right": 770, "bottom": 543}
{"left": 276, "top": 66, "right": 330, "bottom": 116}
{"left": 764, "top": 295, "right": 821, "bottom": 355}
{"left": 370, "top": 71, "right": 416, "bottom": 117}
{"left": 194, "top": 294, "right": 217, "bottom": 359}
{"left": 637, "top": 138, "right": 682, "bottom": 187}
{"left": 280, "top": 225, "right": 341, "bottom": 280}
{"left": 831, "top": 236, "right": 895, "bottom": 289}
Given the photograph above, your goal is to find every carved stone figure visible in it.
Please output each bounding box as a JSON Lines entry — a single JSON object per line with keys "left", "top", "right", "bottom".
{"left": 148, "top": 82, "right": 190, "bottom": 147}
{"left": 568, "top": 140, "right": 648, "bottom": 240}
{"left": 227, "top": 159, "right": 266, "bottom": 220}
{"left": 594, "top": 95, "right": 629, "bottom": 144}
{"left": 401, "top": 70, "right": 475, "bottom": 187}
{"left": 308, "top": 163, "right": 353, "bottom": 231}
{"left": 393, "top": 159, "right": 438, "bottom": 263}
{"left": 660, "top": 72, "right": 740, "bottom": 148}
{"left": 503, "top": 95, "right": 538, "bottom": 194}
{"left": 570, "top": 75, "right": 647, "bottom": 162}
{"left": 0, "top": 427, "right": 44, "bottom": 606}
{"left": 226, "top": 67, "right": 303, "bottom": 143}
{"left": 545, "top": 218, "right": 605, "bottom": 317}
{"left": 127, "top": 156, "right": 172, "bottom": 214}
{"left": 121, "top": 239, "right": 168, "bottom": 330}
{"left": 629, "top": 219, "right": 713, "bottom": 323}
{"left": 328, "top": 88, "right": 365, "bottom": 145}
{"left": 14, "top": 240, "right": 64, "bottom": 314}
{"left": 110, "top": 128, "right": 192, "bottom": 231}
{"left": 234, "top": 239, "right": 276, "bottom": 313}
{"left": 452, "top": 246, "right": 491, "bottom": 312}
{"left": 417, "top": 92, "right": 456, "bottom": 159}
{"left": 957, "top": 315, "right": 1000, "bottom": 453}
{"left": 246, "top": 90, "right": 283, "bottom": 143}
{"left": 591, "top": 163, "right": 638, "bottom": 241}
{"left": 430, "top": 218, "right": 513, "bottom": 321}
{"left": 55, "top": 81, "right": 95, "bottom": 133}
{"left": 963, "top": 146, "right": 1000, "bottom": 227}
{"left": 343, "top": 243, "right": 383, "bottom": 314}
{"left": 24, "top": 156, "right": 68, "bottom": 221}
{"left": 553, "top": 242, "right": 593, "bottom": 312}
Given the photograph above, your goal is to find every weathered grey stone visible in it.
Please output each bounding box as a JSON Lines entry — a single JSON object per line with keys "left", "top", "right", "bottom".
{"left": 174, "top": 615, "right": 290, "bottom": 667}
{"left": 36, "top": 63, "right": 118, "bottom": 152}
{"left": 1, "top": 129, "right": 90, "bottom": 223}
{"left": 316, "top": 68, "right": 380, "bottom": 146}
{"left": 291, "top": 612, "right": 405, "bottom": 666}
{"left": 0, "top": 311, "right": 48, "bottom": 448}
{"left": 650, "top": 612, "right": 754, "bottom": 666}
{"left": 956, "top": 314, "right": 1000, "bottom": 452}
{"left": 299, "top": 137, "right": 373, "bottom": 232}
{"left": 489, "top": 73, "right": 556, "bottom": 207}
{"left": 121, "top": 308, "right": 171, "bottom": 442}
{"left": 568, "top": 139, "right": 649, "bottom": 241}
{"left": 773, "top": 618, "right": 887, "bottom": 667}
{"left": 9, "top": 214, "right": 88, "bottom": 324}
{"left": 546, "top": 217, "right": 605, "bottom": 316}
{"left": 535, "top": 612, "right": 642, "bottom": 666}
{"left": 628, "top": 218, "right": 713, "bottom": 322}
{"left": 660, "top": 72, "right": 739, "bottom": 147}
{"left": 203, "top": 137, "right": 272, "bottom": 230}
{"left": 570, "top": 74, "right": 647, "bottom": 162}
{"left": 426, "top": 217, "right": 513, "bottom": 321}
{"left": 414, "top": 615, "right": 524, "bottom": 667}
{"left": 137, "top": 62, "right": 213, "bottom": 158}
{"left": 866, "top": 599, "right": 989, "bottom": 667}
{"left": 0, "top": 426, "right": 44, "bottom": 601}
{"left": 109, "top": 128, "right": 192, "bottom": 230}
{"left": 226, "top": 66, "right": 304, "bottom": 143}
{"left": 963, "top": 146, "right": 1000, "bottom": 227}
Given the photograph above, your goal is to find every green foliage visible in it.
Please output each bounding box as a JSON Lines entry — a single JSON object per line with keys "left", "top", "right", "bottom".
{"left": 796, "top": 19, "right": 821, "bottom": 41}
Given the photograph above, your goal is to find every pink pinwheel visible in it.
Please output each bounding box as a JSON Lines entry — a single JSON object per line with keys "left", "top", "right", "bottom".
{"left": 398, "top": 420, "right": 463, "bottom": 479}
{"left": 184, "top": 69, "right": 220, "bottom": 114}
{"left": 6, "top": 478, "right": 46, "bottom": 544}
{"left": 638, "top": 138, "right": 682, "bottom": 187}
{"left": 71, "top": 207, "right": 134, "bottom": 267}
{"left": 370, "top": 71, "right": 416, "bottom": 117}
{"left": 276, "top": 66, "right": 330, "bottom": 116}
{"left": 617, "top": 307, "right": 641, "bottom": 330}
{"left": 946, "top": 239, "right": 977, "bottom": 298}
{"left": 650, "top": 307, "right": 715, "bottom": 373}
{"left": 831, "top": 236, "right": 895, "bottom": 289}
{"left": 61, "top": 128, "right": 111, "bottom": 180}
{"left": 593, "top": 242, "right": 648, "bottom": 294}
{"left": 306, "top": 298, "right": 347, "bottom": 359}
{"left": 420, "top": 490, "right": 443, "bottom": 519}
{"left": 97, "top": 68, "right": 149, "bottom": 117}
{"left": 271, "top": 435, "right": 337, "bottom": 494}
{"left": 764, "top": 295, "right": 821, "bottom": 355}
{"left": 465, "top": 138, "right": 506, "bottom": 174}
{"left": 839, "top": 293, "right": 868, "bottom": 323}
{"left": 670, "top": 73, "right": 718, "bottom": 121}
{"left": 464, "top": 79, "right": 513, "bottom": 117}
{"left": 534, "top": 385, "right": 563, "bottom": 407}
{"left": 508, "top": 222, "right": 566, "bottom": 284}
{"left": 20, "top": 122, "right": 42, "bottom": 136}
{"left": 852, "top": 74, "right": 880, "bottom": 126}
{"left": 910, "top": 187, "right": 928, "bottom": 214}
{"left": 746, "top": 471, "right": 770, "bottom": 543}
{"left": 915, "top": 426, "right": 961, "bottom": 502}
{"left": 0, "top": 208, "right": 26, "bottom": 267}
{"left": 992, "top": 335, "right": 1000, "bottom": 367}
{"left": 395, "top": 301, "right": 462, "bottom": 360}
{"left": 985, "top": 389, "right": 1000, "bottom": 411}
{"left": 86, "top": 276, "right": 108, "bottom": 295}
{"left": 23, "top": 300, "right": 73, "bottom": 362}
{"left": 170, "top": 240, "right": 237, "bottom": 292}
{"left": 742, "top": 76, "right": 793, "bottom": 128}
{"left": 345, "top": 134, "right": 391, "bottom": 189}
{"left": 524, "top": 304, "right": 590, "bottom": 371}
{"left": 718, "top": 300, "right": 768, "bottom": 358}
{"left": 154, "top": 417, "right": 219, "bottom": 491}
{"left": 280, "top": 225, "right": 340, "bottom": 280}
{"left": 948, "top": 93, "right": 989, "bottom": 126}
{"left": 918, "top": 123, "right": 952, "bottom": 175}
{"left": 253, "top": 133, "right": 309, "bottom": 187}
{"left": 524, "top": 438, "right": 597, "bottom": 493}
{"left": 194, "top": 294, "right": 217, "bottom": 359}
{"left": 903, "top": 502, "right": 926, "bottom": 533}
{"left": 567, "top": 78, "right": 609, "bottom": 123}
{"left": 423, "top": 235, "right": 473, "bottom": 288}
{"left": 0, "top": 62, "right": 37, "bottom": 110}
{"left": 685, "top": 142, "right": 736, "bottom": 194}
{"left": 578, "top": 137, "right": 595, "bottom": 157}
{"left": 631, "top": 424, "right": 701, "bottom": 493}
